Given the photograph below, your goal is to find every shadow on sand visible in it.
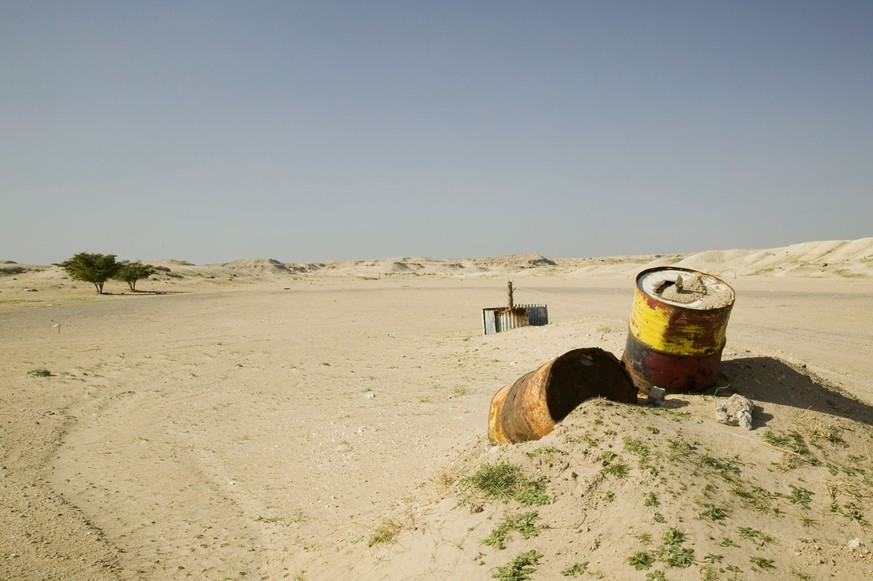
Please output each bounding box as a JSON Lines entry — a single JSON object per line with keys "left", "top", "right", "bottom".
{"left": 719, "top": 357, "right": 873, "bottom": 428}
{"left": 99, "top": 290, "right": 187, "bottom": 296}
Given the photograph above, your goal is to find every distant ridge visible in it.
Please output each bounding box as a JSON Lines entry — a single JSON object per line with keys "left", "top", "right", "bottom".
{"left": 8, "top": 239, "right": 871, "bottom": 279}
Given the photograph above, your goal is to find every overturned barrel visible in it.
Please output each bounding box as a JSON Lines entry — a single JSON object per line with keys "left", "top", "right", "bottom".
{"left": 622, "top": 267, "right": 735, "bottom": 396}
{"left": 488, "top": 348, "right": 638, "bottom": 444}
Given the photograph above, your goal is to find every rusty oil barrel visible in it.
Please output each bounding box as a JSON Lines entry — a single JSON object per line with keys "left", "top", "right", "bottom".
{"left": 488, "top": 348, "right": 637, "bottom": 444}
{"left": 622, "top": 267, "right": 735, "bottom": 396}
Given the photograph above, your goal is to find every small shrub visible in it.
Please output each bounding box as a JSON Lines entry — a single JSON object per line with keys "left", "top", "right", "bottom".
{"left": 467, "top": 463, "right": 525, "bottom": 501}
{"left": 601, "top": 452, "right": 629, "bottom": 478}
{"left": 28, "top": 368, "right": 52, "bottom": 377}
{"left": 701, "top": 504, "right": 728, "bottom": 521}
{"left": 603, "top": 462, "right": 629, "bottom": 478}
{"left": 731, "top": 484, "right": 775, "bottom": 512}
{"left": 517, "top": 479, "right": 550, "bottom": 506}
{"left": 624, "top": 436, "right": 651, "bottom": 461}
{"left": 464, "top": 462, "right": 550, "bottom": 506}
{"left": 628, "top": 551, "right": 654, "bottom": 570}
{"left": 561, "top": 562, "right": 588, "bottom": 577}
{"left": 750, "top": 556, "right": 775, "bottom": 570}
{"left": 663, "top": 528, "right": 685, "bottom": 546}
{"left": 737, "top": 527, "right": 772, "bottom": 546}
{"left": 493, "top": 550, "right": 542, "bottom": 581}
{"left": 699, "top": 454, "right": 741, "bottom": 480}
{"left": 788, "top": 485, "right": 813, "bottom": 508}
{"left": 368, "top": 519, "right": 401, "bottom": 547}
{"left": 483, "top": 512, "right": 541, "bottom": 550}
{"left": 763, "top": 430, "right": 820, "bottom": 465}
{"left": 525, "top": 446, "right": 566, "bottom": 460}
{"left": 662, "top": 528, "right": 695, "bottom": 568}
{"left": 666, "top": 546, "right": 695, "bottom": 568}
{"left": 666, "top": 438, "right": 692, "bottom": 460}
{"left": 833, "top": 501, "right": 868, "bottom": 526}
{"left": 644, "top": 493, "right": 660, "bottom": 507}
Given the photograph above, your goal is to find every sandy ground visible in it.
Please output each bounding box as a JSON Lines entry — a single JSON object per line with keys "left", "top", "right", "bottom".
{"left": 2, "top": 240, "right": 873, "bottom": 580}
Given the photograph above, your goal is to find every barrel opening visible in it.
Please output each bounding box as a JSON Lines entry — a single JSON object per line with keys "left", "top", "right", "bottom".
{"left": 545, "top": 351, "right": 636, "bottom": 423}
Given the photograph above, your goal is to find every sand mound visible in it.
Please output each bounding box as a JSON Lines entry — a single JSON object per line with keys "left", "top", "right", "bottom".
{"left": 554, "top": 238, "right": 873, "bottom": 279}
{"left": 390, "top": 261, "right": 412, "bottom": 272}
{"left": 669, "top": 238, "right": 873, "bottom": 278}
{"left": 146, "top": 259, "right": 196, "bottom": 269}
{"left": 349, "top": 363, "right": 873, "bottom": 579}
{"left": 222, "top": 258, "right": 291, "bottom": 272}
{"left": 474, "top": 253, "right": 556, "bottom": 269}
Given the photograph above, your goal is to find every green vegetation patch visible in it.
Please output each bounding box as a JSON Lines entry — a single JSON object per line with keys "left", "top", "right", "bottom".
{"left": 368, "top": 519, "right": 401, "bottom": 547}
{"left": 763, "top": 430, "right": 821, "bottom": 466}
{"left": 788, "top": 485, "right": 814, "bottom": 508}
{"left": 601, "top": 451, "right": 630, "bottom": 478}
{"left": 660, "top": 528, "right": 695, "bottom": 568}
{"left": 464, "top": 462, "right": 550, "bottom": 506}
{"left": 483, "top": 511, "right": 542, "bottom": 550}
{"left": 750, "top": 556, "right": 776, "bottom": 570}
{"left": 493, "top": 549, "right": 542, "bottom": 581}
{"left": 560, "top": 562, "right": 588, "bottom": 577}
{"left": 628, "top": 551, "right": 655, "bottom": 570}
{"left": 700, "top": 504, "right": 729, "bottom": 521}
{"left": 737, "top": 527, "right": 773, "bottom": 546}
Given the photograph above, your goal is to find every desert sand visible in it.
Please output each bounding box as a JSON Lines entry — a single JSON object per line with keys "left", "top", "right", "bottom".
{"left": 2, "top": 239, "right": 873, "bottom": 580}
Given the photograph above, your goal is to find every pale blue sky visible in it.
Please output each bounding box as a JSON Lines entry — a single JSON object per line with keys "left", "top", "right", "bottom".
{"left": 2, "top": 1, "right": 871, "bottom": 264}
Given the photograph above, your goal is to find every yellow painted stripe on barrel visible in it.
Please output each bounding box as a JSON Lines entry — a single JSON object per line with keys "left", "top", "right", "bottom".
{"left": 628, "top": 289, "right": 727, "bottom": 355}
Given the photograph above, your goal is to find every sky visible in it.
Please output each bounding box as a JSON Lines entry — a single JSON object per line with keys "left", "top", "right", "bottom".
{"left": 2, "top": 1, "right": 871, "bottom": 264}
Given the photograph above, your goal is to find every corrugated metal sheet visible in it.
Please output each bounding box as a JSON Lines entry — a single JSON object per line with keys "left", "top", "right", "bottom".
{"left": 483, "top": 309, "right": 498, "bottom": 335}
{"left": 522, "top": 304, "right": 549, "bottom": 326}
{"left": 482, "top": 304, "right": 549, "bottom": 335}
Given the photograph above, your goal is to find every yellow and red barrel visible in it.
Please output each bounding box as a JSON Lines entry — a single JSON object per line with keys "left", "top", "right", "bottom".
{"left": 622, "top": 267, "right": 735, "bottom": 396}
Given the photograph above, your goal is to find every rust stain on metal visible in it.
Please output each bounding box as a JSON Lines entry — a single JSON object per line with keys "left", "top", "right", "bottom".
{"left": 622, "top": 267, "right": 735, "bottom": 396}
{"left": 488, "top": 348, "right": 637, "bottom": 444}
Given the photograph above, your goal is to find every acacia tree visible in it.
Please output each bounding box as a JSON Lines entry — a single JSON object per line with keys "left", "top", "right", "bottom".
{"left": 114, "top": 261, "right": 156, "bottom": 291}
{"left": 56, "top": 252, "right": 120, "bottom": 294}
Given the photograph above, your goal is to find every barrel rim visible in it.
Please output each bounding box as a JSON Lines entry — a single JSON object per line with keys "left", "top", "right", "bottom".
{"left": 635, "top": 266, "right": 735, "bottom": 311}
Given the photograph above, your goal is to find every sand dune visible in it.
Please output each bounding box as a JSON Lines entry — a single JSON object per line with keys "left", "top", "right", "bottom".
{"left": 3, "top": 238, "right": 872, "bottom": 281}
{"left": 2, "top": 239, "right": 872, "bottom": 580}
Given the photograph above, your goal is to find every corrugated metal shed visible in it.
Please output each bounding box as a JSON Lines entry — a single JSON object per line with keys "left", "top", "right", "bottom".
{"left": 482, "top": 304, "right": 549, "bottom": 335}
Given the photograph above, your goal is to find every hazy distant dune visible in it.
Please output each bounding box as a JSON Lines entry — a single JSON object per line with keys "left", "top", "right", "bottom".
{"left": 4, "top": 239, "right": 872, "bottom": 282}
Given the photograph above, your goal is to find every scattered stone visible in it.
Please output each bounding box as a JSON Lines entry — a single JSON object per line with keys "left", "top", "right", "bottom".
{"left": 849, "top": 538, "right": 864, "bottom": 550}
{"left": 715, "top": 394, "right": 755, "bottom": 429}
{"left": 364, "top": 391, "right": 376, "bottom": 399}
{"left": 648, "top": 386, "right": 666, "bottom": 405}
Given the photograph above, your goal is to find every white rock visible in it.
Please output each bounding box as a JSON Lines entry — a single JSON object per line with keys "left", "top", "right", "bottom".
{"left": 648, "top": 386, "right": 666, "bottom": 404}
{"left": 848, "top": 538, "right": 863, "bottom": 550}
{"left": 715, "top": 394, "right": 755, "bottom": 430}
{"left": 364, "top": 391, "right": 376, "bottom": 399}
